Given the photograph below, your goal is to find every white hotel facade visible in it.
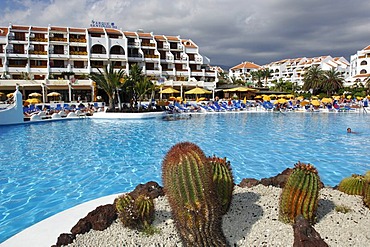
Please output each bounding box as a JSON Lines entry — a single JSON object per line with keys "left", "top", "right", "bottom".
{"left": 0, "top": 23, "right": 217, "bottom": 102}
{"left": 229, "top": 56, "right": 352, "bottom": 88}
{"left": 349, "top": 45, "right": 370, "bottom": 84}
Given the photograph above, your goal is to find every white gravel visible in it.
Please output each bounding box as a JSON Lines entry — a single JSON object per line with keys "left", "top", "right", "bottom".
{"left": 65, "top": 185, "right": 370, "bottom": 247}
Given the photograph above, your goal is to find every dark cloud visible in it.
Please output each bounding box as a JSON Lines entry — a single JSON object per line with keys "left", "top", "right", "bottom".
{"left": 1, "top": 0, "right": 369, "bottom": 68}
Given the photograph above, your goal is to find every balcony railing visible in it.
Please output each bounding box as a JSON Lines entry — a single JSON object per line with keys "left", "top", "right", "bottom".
{"left": 6, "top": 49, "right": 26, "bottom": 54}
{"left": 70, "top": 51, "right": 88, "bottom": 55}
{"left": 29, "top": 37, "right": 48, "bottom": 42}
{"left": 8, "top": 64, "right": 27, "bottom": 67}
{"left": 141, "top": 43, "right": 155, "bottom": 47}
{"left": 29, "top": 50, "right": 47, "bottom": 55}
{"left": 30, "top": 65, "right": 47, "bottom": 68}
{"left": 50, "top": 37, "right": 67, "bottom": 42}
{"left": 144, "top": 54, "right": 159, "bottom": 59}
{"left": 69, "top": 38, "right": 87, "bottom": 43}
{"left": 49, "top": 50, "right": 68, "bottom": 55}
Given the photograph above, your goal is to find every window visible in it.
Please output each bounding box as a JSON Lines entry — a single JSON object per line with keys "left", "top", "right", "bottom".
{"left": 360, "top": 60, "right": 367, "bottom": 66}
{"left": 360, "top": 69, "right": 367, "bottom": 74}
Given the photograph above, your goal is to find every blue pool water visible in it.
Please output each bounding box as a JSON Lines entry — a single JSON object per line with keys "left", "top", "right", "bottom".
{"left": 0, "top": 112, "right": 370, "bottom": 243}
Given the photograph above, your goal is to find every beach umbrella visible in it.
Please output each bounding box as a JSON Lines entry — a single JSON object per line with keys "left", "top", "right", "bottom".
{"left": 254, "top": 95, "right": 262, "bottom": 99}
{"left": 311, "top": 100, "right": 321, "bottom": 106}
{"left": 263, "top": 95, "right": 271, "bottom": 101}
{"left": 47, "top": 92, "right": 61, "bottom": 97}
{"left": 296, "top": 96, "right": 304, "bottom": 101}
{"left": 184, "top": 87, "right": 212, "bottom": 95}
{"left": 346, "top": 95, "right": 352, "bottom": 99}
{"left": 269, "top": 94, "right": 277, "bottom": 98}
{"left": 223, "top": 87, "right": 258, "bottom": 92}
{"left": 311, "top": 96, "right": 318, "bottom": 100}
{"left": 274, "top": 98, "right": 287, "bottom": 104}
{"left": 161, "top": 87, "right": 180, "bottom": 94}
{"left": 29, "top": 92, "right": 42, "bottom": 98}
{"left": 321, "top": 98, "right": 332, "bottom": 104}
{"left": 26, "top": 98, "right": 40, "bottom": 105}
{"left": 285, "top": 94, "right": 295, "bottom": 99}
{"left": 7, "top": 93, "right": 14, "bottom": 98}
{"left": 300, "top": 100, "right": 310, "bottom": 106}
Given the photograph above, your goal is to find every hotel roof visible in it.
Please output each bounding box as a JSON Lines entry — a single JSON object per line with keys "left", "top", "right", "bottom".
{"left": 230, "top": 61, "right": 261, "bottom": 70}
{"left": 0, "top": 28, "right": 8, "bottom": 36}
{"left": 50, "top": 26, "right": 68, "bottom": 32}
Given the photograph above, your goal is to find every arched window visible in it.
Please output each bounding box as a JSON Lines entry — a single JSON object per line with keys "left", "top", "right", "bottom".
{"left": 90, "top": 44, "right": 106, "bottom": 54}
{"left": 360, "top": 69, "right": 367, "bottom": 74}
{"left": 275, "top": 69, "right": 279, "bottom": 73}
{"left": 360, "top": 60, "right": 367, "bottom": 66}
{"left": 110, "top": 45, "right": 125, "bottom": 55}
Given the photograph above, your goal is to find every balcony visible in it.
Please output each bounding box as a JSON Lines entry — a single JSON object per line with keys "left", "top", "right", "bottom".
{"left": 144, "top": 54, "right": 159, "bottom": 59}
{"left": 29, "top": 37, "right": 48, "bottom": 42}
{"left": 69, "top": 38, "right": 87, "bottom": 43}
{"left": 29, "top": 50, "right": 48, "bottom": 55}
{"left": 49, "top": 37, "right": 67, "bottom": 42}
{"left": 70, "top": 51, "right": 88, "bottom": 55}
{"left": 141, "top": 42, "right": 155, "bottom": 48}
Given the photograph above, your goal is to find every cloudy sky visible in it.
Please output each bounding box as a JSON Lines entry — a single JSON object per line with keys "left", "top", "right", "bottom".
{"left": 1, "top": 0, "right": 369, "bottom": 68}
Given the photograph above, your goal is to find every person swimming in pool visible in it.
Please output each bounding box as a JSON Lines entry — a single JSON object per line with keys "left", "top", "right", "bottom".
{"left": 347, "top": 128, "right": 358, "bottom": 134}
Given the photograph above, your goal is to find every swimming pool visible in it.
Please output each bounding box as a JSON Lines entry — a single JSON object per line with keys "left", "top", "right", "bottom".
{"left": 1, "top": 112, "right": 369, "bottom": 243}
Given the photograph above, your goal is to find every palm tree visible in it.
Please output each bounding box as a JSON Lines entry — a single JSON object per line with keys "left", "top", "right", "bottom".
{"left": 88, "top": 64, "right": 125, "bottom": 110}
{"left": 134, "top": 77, "right": 155, "bottom": 109}
{"left": 250, "top": 70, "right": 264, "bottom": 87}
{"left": 302, "top": 66, "right": 324, "bottom": 94}
{"left": 365, "top": 77, "right": 370, "bottom": 95}
{"left": 261, "top": 68, "right": 272, "bottom": 87}
{"left": 123, "top": 64, "right": 155, "bottom": 109}
{"left": 322, "top": 68, "right": 344, "bottom": 97}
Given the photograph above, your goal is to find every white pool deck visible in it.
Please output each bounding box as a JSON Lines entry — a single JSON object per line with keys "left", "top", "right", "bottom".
{"left": 0, "top": 193, "right": 121, "bottom": 247}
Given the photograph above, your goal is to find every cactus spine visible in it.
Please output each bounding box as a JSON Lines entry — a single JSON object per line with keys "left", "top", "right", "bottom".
{"left": 115, "top": 194, "right": 137, "bottom": 229}
{"left": 162, "top": 142, "right": 228, "bottom": 246}
{"left": 279, "top": 162, "right": 320, "bottom": 224}
{"left": 135, "top": 194, "right": 155, "bottom": 229}
{"left": 208, "top": 156, "right": 234, "bottom": 215}
{"left": 115, "top": 193, "right": 155, "bottom": 231}
{"left": 364, "top": 180, "right": 370, "bottom": 208}
{"left": 338, "top": 174, "right": 365, "bottom": 196}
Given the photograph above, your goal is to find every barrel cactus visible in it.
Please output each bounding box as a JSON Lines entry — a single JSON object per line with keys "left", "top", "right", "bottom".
{"left": 208, "top": 155, "right": 234, "bottom": 215}
{"left": 365, "top": 170, "right": 370, "bottom": 181}
{"left": 162, "top": 142, "right": 228, "bottom": 246}
{"left": 364, "top": 180, "right": 370, "bottom": 208}
{"left": 135, "top": 194, "right": 155, "bottom": 230}
{"left": 338, "top": 174, "right": 365, "bottom": 196}
{"left": 279, "top": 162, "right": 321, "bottom": 224}
{"left": 115, "top": 194, "right": 137, "bottom": 229}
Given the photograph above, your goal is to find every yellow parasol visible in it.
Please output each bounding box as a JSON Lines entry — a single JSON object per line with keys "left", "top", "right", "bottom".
{"left": 184, "top": 87, "right": 212, "bottom": 95}
{"left": 26, "top": 98, "right": 40, "bottom": 104}
{"left": 161, "top": 87, "right": 180, "bottom": 94}
{"left": 274, "top": 98, "right": 287, "bottom": 104}
{"left": 311, "top": 100, "right": 321, "bottom": 106}
{"left": 29, "top": 92, "right": 42, "bottom": 98}
{"left": 223, "top": 87, "right": 258, "bottom": 92}
{"left": 7, "top": 93, "right": 14, "bottom": 98}
{"left": 321, "top": 98, "right": 332, "bottom": 104}
{"left": 263, "top": 95, "right": 271, "bottom": 101}
{"left": 300, "top": 100, "right": 310, "bottom": 106}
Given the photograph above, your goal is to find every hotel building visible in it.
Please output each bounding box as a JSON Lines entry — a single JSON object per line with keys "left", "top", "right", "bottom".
{"left": 264, "top": 56, "right": 350, "bottom": 87}
{"left": 228, "top": 61, "right": 261, "bottom": 83}
{"left": 349, "top": 45, "right": 370, "bottom": 85}
{"left": 0, "top": 24, "right": 217, "bottom": 102}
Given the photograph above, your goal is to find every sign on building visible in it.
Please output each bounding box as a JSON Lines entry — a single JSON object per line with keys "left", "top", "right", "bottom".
{"left": 90, "top": 20, "right": 118, "bottom": 29}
